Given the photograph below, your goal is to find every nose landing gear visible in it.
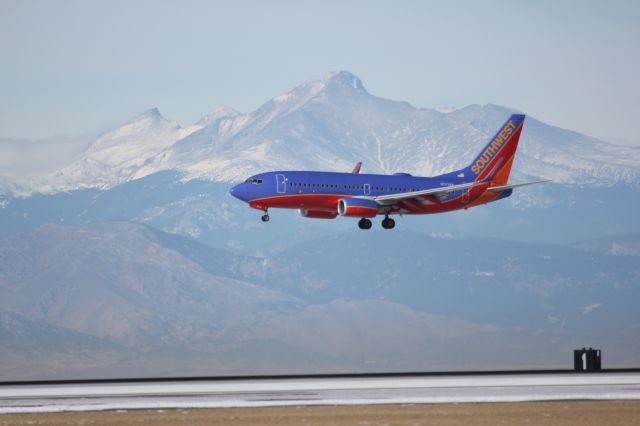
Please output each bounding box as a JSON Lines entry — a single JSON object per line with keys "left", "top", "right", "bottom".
{"left": 261, "top": 209, "right": 270, "bottom": 222}
{"left": 358, "top": 218, "right": 372, "bottom": 230}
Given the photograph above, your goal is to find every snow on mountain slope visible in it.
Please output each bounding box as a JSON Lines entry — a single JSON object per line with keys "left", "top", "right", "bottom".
{"left": 449, "top": 104, "right": 640, "bottom": 186}
{"left": 155, "top": 71, "right": 640, "bottom": 186}
{"left": 3, "top": 71, "right": 640, "bottom": 195}
{"left": 31, "top": 109, "right": 201, "bottom": 193}
{"left": 162, "top": 71, "right": 475, "bottom": 182}
{"left": 193, "top": 105, "right": 240, "bottom": 128}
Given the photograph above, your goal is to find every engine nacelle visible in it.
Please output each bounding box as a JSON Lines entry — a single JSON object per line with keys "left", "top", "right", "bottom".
{"left": 299, "top": 209, "right": 338, "bottom": 219}
{"left": 337, "top": 198, "right": 379, "bottom": 218}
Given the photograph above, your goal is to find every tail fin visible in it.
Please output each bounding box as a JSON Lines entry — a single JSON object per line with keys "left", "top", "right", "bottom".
{"left": 466, "top": 114, "right": 525, "bottom": 184}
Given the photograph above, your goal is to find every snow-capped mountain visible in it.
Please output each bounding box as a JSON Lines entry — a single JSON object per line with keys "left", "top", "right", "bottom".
{"left": 38, "top": 108, "right": 201, "bottom": 193}
{"left": 3, "top": 71, "right": 640, "bottom": 195}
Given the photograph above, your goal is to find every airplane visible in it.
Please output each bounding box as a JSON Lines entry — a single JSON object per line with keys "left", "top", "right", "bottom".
{"left": 229, "top": 114, "right": 548, "bottom": 229}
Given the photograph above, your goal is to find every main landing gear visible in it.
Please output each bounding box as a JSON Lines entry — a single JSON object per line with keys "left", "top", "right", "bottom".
{"left": 382, "top": 216, "right": 396, "bottom": 229}
{"left": 358, "top": 216, "right": 396, "bottom": 230}
{"left": 358, "top": 218, "right": 372, "bottom": 230}
{"left": 261, "top": 210, "right": 270, "bottom": 222}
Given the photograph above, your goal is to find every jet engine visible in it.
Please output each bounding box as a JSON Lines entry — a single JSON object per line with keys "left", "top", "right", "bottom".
{"left": 299, "top": 209, "right": 338, "bottom": 219}
{"left": 337, "top": 198, "right": 379, "bottom": 218}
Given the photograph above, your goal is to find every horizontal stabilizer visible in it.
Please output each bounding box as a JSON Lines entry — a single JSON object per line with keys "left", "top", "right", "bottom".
{"left": 487, "top": 180, "right": 551, "bottom": 192}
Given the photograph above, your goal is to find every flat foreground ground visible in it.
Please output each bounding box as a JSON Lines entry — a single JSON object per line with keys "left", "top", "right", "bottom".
{"left": 1, "top": 401, "right": 639, "bottom": 425}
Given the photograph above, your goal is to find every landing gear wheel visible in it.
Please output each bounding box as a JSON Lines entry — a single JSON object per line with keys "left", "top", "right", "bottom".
{"left": 358, "top": 218, "right": 372, "bottom": 230}
{"left": 261, "top": 214, "right": 270, "bottom": 222}
{"left": 382, "top": 217, "right": 395, "bottom": 229}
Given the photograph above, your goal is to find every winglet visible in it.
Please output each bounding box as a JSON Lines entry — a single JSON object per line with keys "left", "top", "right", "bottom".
{"left": 351, "top": 162, "right": 362, "bottom": 174}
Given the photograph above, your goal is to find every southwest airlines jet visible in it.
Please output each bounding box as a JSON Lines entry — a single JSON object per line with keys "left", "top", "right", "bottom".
{"left": 230, "top": 114, "right": 547, "bottom": 229}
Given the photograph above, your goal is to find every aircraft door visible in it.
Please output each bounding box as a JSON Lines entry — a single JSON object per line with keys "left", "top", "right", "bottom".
{"left": 364, "top": 184, "right": 371, "bottom": 196}
{"left": 276, "top": 174, "right": 286, "bottom": 194}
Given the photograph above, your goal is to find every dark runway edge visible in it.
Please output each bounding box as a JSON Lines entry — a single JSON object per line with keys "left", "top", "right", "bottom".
{"left": 2, "top": 368, "right": 639, "bottom": 387}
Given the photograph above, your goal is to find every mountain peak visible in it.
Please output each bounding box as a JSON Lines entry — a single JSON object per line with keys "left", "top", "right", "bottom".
{"left": 134, "top": 108, "right": 165, "bottom": 122}
{"left": 114, "top": 108, "right": 174, "bottom": 131}
{"left": 211, "top": 105, "right": 239, "bottom": 117}
{"left": 267, "top": 71, "right": 367, "bottom": 108}
{"left": 196, "top": 105, "right": 240, "bottom": 126}
{"left": 323, "top": 70, "right": 366, "bottom": 92}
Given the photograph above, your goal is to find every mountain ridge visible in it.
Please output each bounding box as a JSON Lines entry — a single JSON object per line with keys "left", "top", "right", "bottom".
{"left": 2, "top": 221, "right": 639, "bottom": 379}
{"left": 2, "top": 71, "right": 640, "bottom": 196}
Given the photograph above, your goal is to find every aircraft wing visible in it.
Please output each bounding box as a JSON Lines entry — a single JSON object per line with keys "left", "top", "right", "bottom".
{"left": 356, "top": 179, "right": 549, "bottom": 207}
{"left": 357, "top": 181, "right": 481, "bottom": 205}
{"left": 487, "top": 180, "right": 551, "bottom": 192}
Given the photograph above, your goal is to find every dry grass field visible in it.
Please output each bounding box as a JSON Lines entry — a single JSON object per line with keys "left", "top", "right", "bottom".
{"left": 1, "top": 400, "right": 639, "bottom": 426}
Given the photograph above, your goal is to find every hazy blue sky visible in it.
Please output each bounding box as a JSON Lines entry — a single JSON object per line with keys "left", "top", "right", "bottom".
{"left": 1, "top": 0, "right": 639, "bottom": 143}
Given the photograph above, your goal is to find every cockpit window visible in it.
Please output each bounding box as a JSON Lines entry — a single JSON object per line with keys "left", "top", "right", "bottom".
{"left": 244, "top": 178, "right": 263, "bottom": 184}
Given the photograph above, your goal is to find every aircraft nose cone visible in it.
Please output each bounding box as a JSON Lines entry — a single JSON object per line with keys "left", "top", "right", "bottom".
{"left": 229, "top": 183, "right": 247, "bottom": 201}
